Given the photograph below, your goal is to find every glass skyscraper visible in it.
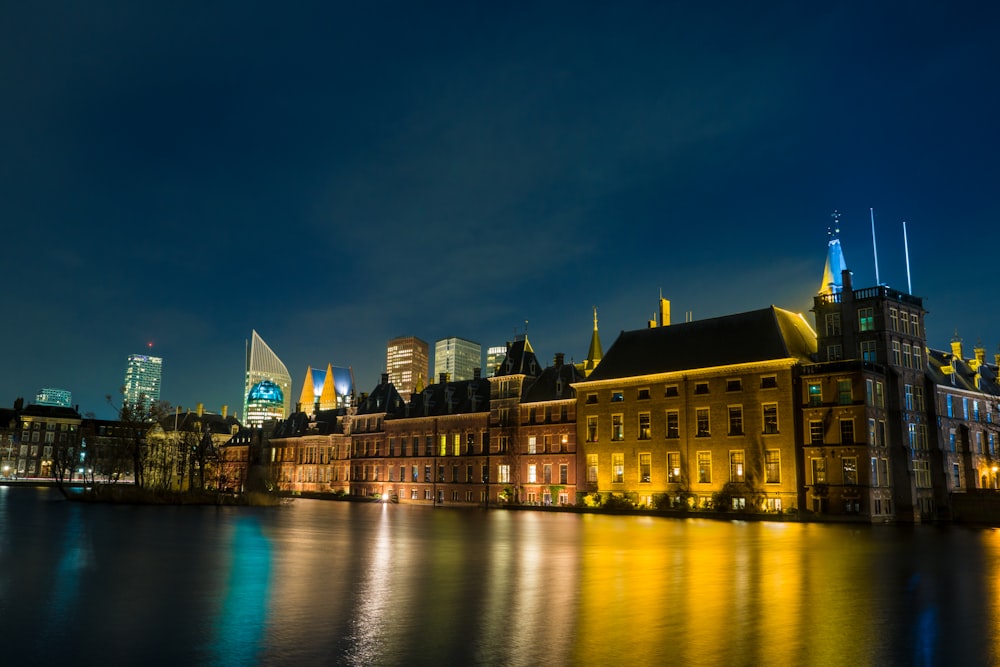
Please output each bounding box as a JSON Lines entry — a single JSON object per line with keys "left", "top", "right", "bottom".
{"left": 123, "top": 354, "right": 162, "bottom": 413}
{"left": 434, "top": 337, "right": 481, "bottom": 382}
{"left": 386, "top": 336, "right": 429, "bottom": 401}
{"left": 35, "top": 388, "right": 72, "bottom": 407}
{"left": 244, "top": 330, "right": 292, "bottom": 422}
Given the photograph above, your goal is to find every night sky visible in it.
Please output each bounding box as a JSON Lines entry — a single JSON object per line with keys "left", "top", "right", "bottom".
{"left": 3, "top": 2, "right": 998, "bottom": 419}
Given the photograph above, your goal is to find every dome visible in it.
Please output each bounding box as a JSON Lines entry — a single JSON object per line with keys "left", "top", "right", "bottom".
{"left": 248, "top": 379, "right": 284, "bottom": 404}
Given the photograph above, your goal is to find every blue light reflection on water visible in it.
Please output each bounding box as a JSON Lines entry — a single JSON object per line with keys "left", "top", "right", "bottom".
{"left": 210, "top": 516, "right": 272, "bottom": 667}
{"left": 3, "top": 488, "right": 1000, "bottom": 666}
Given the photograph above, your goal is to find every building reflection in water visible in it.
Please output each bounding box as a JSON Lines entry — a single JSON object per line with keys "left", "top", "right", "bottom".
{"left": 210, "top": 515, "right": 272, "bottom": 667}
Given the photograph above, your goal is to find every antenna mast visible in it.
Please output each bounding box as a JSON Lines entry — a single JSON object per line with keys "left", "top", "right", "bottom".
{"left": 870, "top": 208, "right": 880, "bottom": 286}
{"left": 903, "top": 220, "right": 913, "bottom": 294}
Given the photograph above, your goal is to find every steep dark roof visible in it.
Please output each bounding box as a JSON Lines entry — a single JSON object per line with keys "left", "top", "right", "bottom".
{"left": 406, "top": 378, "right": 491, "bottom": 417}
{"left": 926, "top": 347, "right": 1000, "bottom": 396}
{"left": 586, "top": 306, "right": 817, "bottom": 381}
{"left": 495, "top": 336, "right": 542, "bottom": 378}
{"left": 357, "top": 381, "right": 407, "bottom": 416}
{"left": 523, "top": 360, "right": 586, "bottom": 403}
{"left": 270, "top": 409, "right": 346, "bottom": 438}
{"left": 20, "top": 404, "right": 82, "bottom": 419}
{"left": 157, "top": 411, "right": 240, "bottom": 435}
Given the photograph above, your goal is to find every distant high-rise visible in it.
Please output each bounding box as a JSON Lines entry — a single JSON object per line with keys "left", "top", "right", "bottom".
{"left": 386, "top": 336, "right": 429, "bottom": 401}
{"left": 245, "top": 379, "right": 286, "bottom": 427}
{"left": 485, "top": 345, "right": 507, "bottom": 377}
{"left": 123, "top": 354, "right": 162, "bottom": 413}
{"left": 245, "top": 330, "right": 292, "bottom": 423}
{"left": 434, "top": 337, "right": 481, "bottom": 382}
{"left": 35, "top": 388, "right": 72, "bottom": 407}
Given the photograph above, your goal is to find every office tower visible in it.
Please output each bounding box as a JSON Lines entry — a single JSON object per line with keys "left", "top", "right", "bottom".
{"left": 35, "top": 388, "right": 72, "bottom": 407}
{"left": 245, "top": 380, "right": 286, "bottom": 427}
{"left": 123, "top": 354, "right": 162, "bottom": 413}
{"left": 434, "top": 337, "right": 481, "bottom": 382}
{"left": 485, "top": 345, "right": 506, "bottom": 377}
{"left": 386, "top": 336, "right": 429, "bottom": 401}
{"left": 244, "top": 330, "right": 292, "bottom": 423}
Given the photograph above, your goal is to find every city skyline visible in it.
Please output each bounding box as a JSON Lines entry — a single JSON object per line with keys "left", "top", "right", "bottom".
{"left": 3, "top": 3, "right": 998, "bottom": 419}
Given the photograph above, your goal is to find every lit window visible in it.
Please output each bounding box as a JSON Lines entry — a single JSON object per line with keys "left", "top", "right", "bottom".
{"left": 697, "top": 451, "right": 711, "bottom": 483}
{"left": 667, "top": 452, "right": 681, "bottom": 483}
{"left": 808, "top": 382, "right": 822, "bottom": 406}
{"left": 696, "top": 408, "right": 710, "bottom": 437}
{"left": 728, "top": 406, "right": 743, "bottom": 436}
{"left": 527, "top": 464, "right": 536, "bottom": 484}
{"left": 666, "top": 411, "right": 679, "bottom": 438}
{"left": 638, "top": 413, "right": 651, "bottom": 440}
{"left": 612, "top": 454, "right": 624, "bottom": 484}
{"left": 858, "top": 307, "right": 874, "bottom": 332}
{"left": 765, "top": 450, "right": 780, "bottom": 483}
{"left": 612, "top": 414, "right": 624, "bottom": 441}
{"left": 639, "top": 453, "right": 651, "bottom": 483}
{"left": 762, "top": 404, "right": 778, "bottom": 434}
{"left": 730, "top": 450, "right": 745, "bottom": 482}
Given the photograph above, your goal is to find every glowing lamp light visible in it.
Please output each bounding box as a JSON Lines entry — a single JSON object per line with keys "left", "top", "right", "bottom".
{"left": 381, "top": 492, "right": 388, "bottom": 501}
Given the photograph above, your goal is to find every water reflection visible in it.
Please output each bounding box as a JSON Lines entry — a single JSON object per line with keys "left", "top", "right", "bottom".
{"left": 211, "top": 515, "right": 272, "bottom": 666}
{"left": 2, "top": 489, "right": 1000, "bottom": 666}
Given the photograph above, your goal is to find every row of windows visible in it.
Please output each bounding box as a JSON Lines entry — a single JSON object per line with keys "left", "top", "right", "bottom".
{"left": 944, "top": 394, "right": 995, "bottom": 423}
{"left": 525, "top": 405, "right": 570, "bottom": 423}
{"left": 810, "top": 456, "right": 890, "bottom": 487}
{"left": 585, "top": 404, "right": 780, "bottom": 442}
{"left": 587, "top": 450, "right": 782, "bottom": 485}
{"left": 825, "top": 308, "right": 920, "bottom": 337}
{"left": 349, "top": 462, "right": 571, "bottom": 486}
{"left": 587, "top": 377, "right": 779, "bottom": 404}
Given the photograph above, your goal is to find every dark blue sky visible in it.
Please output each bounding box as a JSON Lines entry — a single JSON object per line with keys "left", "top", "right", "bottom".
{"left": 3, "top": 2, "right": 997, "bottom": 419}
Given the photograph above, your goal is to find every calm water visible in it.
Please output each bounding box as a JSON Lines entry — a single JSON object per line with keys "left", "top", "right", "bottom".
{"left": 2, "top": 486, "right": 999, "bottom": 666}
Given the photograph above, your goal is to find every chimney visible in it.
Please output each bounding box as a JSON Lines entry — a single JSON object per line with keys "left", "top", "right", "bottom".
{"left": 950, "top": 335, "right": 963, "bottom": 361}
{"left": 473, "top": 367, "right": 481, "bottom": 379}
{"left": 647, "top": 316, "right": 657, "bottom": 329}
{"left": 841, "top": 269, "right": 853, "bottom": 294}
{"left": 381, "top": 372, "right": 389, "bottom": 385}
{"left": 439, "top": 372, "right": 450, "bottom": 384}
{"left": 660, "top": 297, "right": 671, "bottom": 326}
{"left": 974, "top": 344, "right": 986, "bottom": 368}
{"left": 221, "top": 405, "right": 228, "bottom": 418}
{"left": 554, "top": 353, "right": 565, "bottom": 367}
{"left": 197, "top": 403, "right": 204, "bottom": 417}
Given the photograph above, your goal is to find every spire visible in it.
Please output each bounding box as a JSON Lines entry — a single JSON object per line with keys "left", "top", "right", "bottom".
{"left": 298, "top": 367, "right": 316, "bottom": 413}
{"left": 319, "top": 363, "right": 337, "bottom": 410}
{"left": 819, "top": 212, "right": 848, "bottom": 295}
{"left": 582, "top": 306, "right": 603, "bottom": 377}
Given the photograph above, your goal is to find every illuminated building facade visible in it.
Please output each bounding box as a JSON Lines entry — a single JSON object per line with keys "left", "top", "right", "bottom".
{"left": 267, "top": 410, "right": 352, "bottom": 495}
{"left": 146, "top": 404, "right": 240, "bottom": 490}
{"left": 297, "top": 364, "right": 354, "bottom": 415}
{"left": 386, "top": 336, "right": 429, "bottom": 402}
{"left": 245, "top": 330, "right": 292, "bottom": 422}
{"left": 123, "top": 354, "right": 162, "bottom": 414}
{"left": 14, "top": 404, "right": 82, "bottom": 479}
{"left": 925, "top": 339, "right": 1000, "bottom": 512}
{"left": 809, "top": 236, "right": 931, "bottom": 520}
{"left": 35, "top": 388, "right": 72, "bottom": 408}
{"left": 515, "top": 352, "right": 584, "bottom": 505}
{"left": 245, "top": 380, "right": 286, "bottom": 427}
{"left": 574, "top": 306, "right": 815, "bottom": 512}
{"left": 434, "top": 337, "right": 481, "bottom": 382}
